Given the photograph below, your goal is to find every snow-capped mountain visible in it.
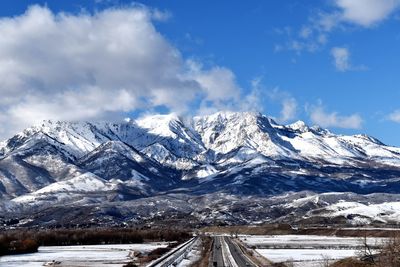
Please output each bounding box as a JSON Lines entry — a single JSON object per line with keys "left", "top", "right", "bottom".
{"left": 2, "top": 111, "right": 400, "bottom": 227}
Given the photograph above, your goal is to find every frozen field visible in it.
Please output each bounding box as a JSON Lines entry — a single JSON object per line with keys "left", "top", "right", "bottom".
{"left": 0, "top": 243, "right": 168, "bottom": 267}
{"left": 241, "top": 235, "right": 387, "bottom": 267}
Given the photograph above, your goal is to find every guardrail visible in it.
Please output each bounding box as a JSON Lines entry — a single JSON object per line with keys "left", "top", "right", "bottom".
{"left": 146, "top": 236, "right": 199, "bottom": 267}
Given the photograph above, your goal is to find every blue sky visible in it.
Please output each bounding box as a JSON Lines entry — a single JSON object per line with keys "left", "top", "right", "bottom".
{"left": 0, "top": 1, "right": 399, "bottom": 146}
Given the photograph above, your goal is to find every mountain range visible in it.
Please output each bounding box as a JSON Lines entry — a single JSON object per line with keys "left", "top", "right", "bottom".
{"left": 1, "top": 111, "right": 400, "bottom": 227}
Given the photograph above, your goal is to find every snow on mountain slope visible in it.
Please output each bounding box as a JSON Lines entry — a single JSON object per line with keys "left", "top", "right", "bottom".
{"left": 1, "top": 121, "right": 114, "bottom": 160}
{"left": 191, "top": 112, "right": 400, "bottom": 168}
{"left": 280, "top": 127, "right": 363, "bottom": 165}
{"left": 0, "top": 140, "right": 7, "bottom": 157}
{"left": 134, "top": 114, "right": 206, "bottom": 169}
{"left": 0, "top": 132, "right": 87, "bottom": 199}
{"left": 278, "top": 121, "right": 400, "bottom": 166}
{"left": 10, "top": 173, "right": 118, "bottom": 209}
{"left": 78, "top": 140, "right": 179, "bottom": 191}
{"left": 2, "top": 111, "right": 400, "bottom": 227}
{"left": 18, "top": 173, "right": 113, "bottom": 197}
{"left": 193, "top": 111, "right": 297, "bottom": 158}
{"left": 339, "top": 135, "right": 400, "bottom": 165}
{"left": 323, "top": 201, "right": 400, "bottom": 224}
{"left": 0, "top": 156, "right": 60, "bottom": 198}
{"left": 1, "top": 111, "right": 400, "bottom": 199}
{"left": 3, "top": 111, "right": 400, "bottom": 171}
{"left": 79, "top": 140, "right": 147, "bottom": 166}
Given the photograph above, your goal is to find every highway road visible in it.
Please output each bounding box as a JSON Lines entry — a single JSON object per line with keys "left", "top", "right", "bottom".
{"left": 210, "top": 236, "right": 257, "bottom": 267}
{"left": 224, "top": 236, "right": 257, "bottom": 267}
{"left": 211, "top": 236, "right": 225, "bottom": 267}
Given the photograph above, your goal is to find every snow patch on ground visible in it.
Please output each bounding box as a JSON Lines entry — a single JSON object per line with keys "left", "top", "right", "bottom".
{"left": 0, "top": 243, "right": 168, "bottom": 267}
{"left": 256, "top": 248, "right": 356, "bottom": 267}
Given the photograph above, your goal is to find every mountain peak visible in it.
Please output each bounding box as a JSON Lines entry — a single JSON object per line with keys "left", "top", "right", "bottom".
{"left": 287, "top": 120, "right": 309, "bottom": 132}
{"left": 195, "top": 110, "right": 262, "bottom": 122}
{"left": 1, "top": 111, "right": 399, "bottom": 170}
{"left": 137, "top": 113, "right": 182, "bottom": 124}
{"left": 352, "top": 134, "right": 385, "bottom": 146}
{"left": 2, "top": 111, "right": 400, "bottom": 228}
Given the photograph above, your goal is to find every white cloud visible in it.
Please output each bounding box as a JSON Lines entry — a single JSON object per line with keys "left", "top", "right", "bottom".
{"left": 276, "top": 0, "right": 400, "bottom": 54}
{"left": 309, "top": 104, "right": 363, "bottom": 129}
{"left": 196, "top": 76, "right": 264, "bottom": 116}
{"left": 239, "top": 77, "right": 265, "bottom": 113}
{"left": 268, "top": 88, "right": 298, "bottom": 123}
{"left": 331, "top": 47, "right": 351, "bottom": 71}
{"left": 0, "top": 5, "right": 248, "bottom": 139}
{"left": 330, "top": 46, "right": 367, "bottom": 72}
{"left": 299, "top": 26, "right": 312, "bottom": 39}
{"left": 187, "top": 61, "right": 240, "bottom": 103}
{"left": 336, "top": 0, "right": 400, "bottom": 27}
{"left": 387, "top": 110, "right": 400, "bottom": 122}
{"left": 280, "top": 98, "right": 298, "bottom": 122}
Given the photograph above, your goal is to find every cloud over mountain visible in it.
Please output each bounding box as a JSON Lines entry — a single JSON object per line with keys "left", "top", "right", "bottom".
{"left": 0, "top": 5, "right": 246, "bottom": 139}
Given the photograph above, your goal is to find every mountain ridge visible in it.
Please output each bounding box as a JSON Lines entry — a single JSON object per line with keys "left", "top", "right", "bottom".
{"left": 1, "top": 111, "right": 400, "bottom": 227}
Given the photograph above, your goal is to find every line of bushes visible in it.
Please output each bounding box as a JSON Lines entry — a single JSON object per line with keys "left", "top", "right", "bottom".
{"left": 0, "top": 237, "right": 39, "bottom": 256}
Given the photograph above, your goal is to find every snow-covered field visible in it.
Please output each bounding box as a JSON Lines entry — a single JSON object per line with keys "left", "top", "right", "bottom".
{"left": 241, "top": 235, "right": 387, "bottom": 267}
{"left": 256, "top": 248, "right": 356, "bottom": 267}
{"left": 240, "top": 234, "right": 386, "bottom": 248}
{"left": 0, "top": 243, "right": 168, "bottom": 267}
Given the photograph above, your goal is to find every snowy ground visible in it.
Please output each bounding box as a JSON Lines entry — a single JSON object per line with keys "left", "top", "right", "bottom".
{"left": 256, "top": 248, "right": 357, "bottom": 267}
{"left": 240, "top": 234, "right": 386, "bottom": 249}
{"left": 0, "top": 243, "right": 168, "bottom": 267}
{"left": 240, "top": 235, "right": 387, "bottom": 267}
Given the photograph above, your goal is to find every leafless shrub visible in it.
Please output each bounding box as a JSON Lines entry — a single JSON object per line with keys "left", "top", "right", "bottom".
{"left": 334, "top": 233, "right": 400, "bottom": 267}
{"left": 374, "top": 234, "right": 400, "bottom": 267}
{"left": 320, "top": 255, "right": 332, "bottom": 267}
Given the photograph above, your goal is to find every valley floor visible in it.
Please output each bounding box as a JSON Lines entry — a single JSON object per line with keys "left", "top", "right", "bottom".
{"left": 240, "top": 234, "right": 386, "bottom": 267}
{"left": 2, "top": 226, "right": 399, "bottom": 267}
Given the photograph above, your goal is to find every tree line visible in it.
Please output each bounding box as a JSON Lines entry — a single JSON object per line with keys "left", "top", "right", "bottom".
{"left": 0, "top": 228, "right": 191, "bottom": 256}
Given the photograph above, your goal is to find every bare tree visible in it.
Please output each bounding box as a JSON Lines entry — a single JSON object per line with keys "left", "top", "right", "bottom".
{"left": 357, "top": 232, "right": 375, "bottom": 265}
